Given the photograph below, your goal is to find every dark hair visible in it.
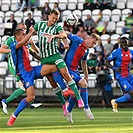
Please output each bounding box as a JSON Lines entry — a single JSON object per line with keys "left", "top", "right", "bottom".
{"left": 14, "top": 28, "right": 24, "bottom": 38}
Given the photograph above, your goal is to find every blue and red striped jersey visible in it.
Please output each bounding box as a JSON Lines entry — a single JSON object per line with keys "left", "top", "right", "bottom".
{"left": 10, "top": 41, "right": 33, "bottom": 74}
{"left": 108, "top": 48, "right": 133, "bottom": 79}
{"left": 65, "top": 33, "right": 89, "bottom": 71}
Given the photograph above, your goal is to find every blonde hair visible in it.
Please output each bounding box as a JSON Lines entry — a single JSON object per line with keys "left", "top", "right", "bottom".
{"left": 90, "top": 33, "right": 100, "bottom": 41}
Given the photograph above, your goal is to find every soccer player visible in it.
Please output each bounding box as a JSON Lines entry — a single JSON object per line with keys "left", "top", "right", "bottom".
{"left": 105, "top": 37, "right": 133, "bottom": 113}
{"left": 52, "top": 32, "right": 100, "bottom": 122}
{"left": 34, "top": 9, "right": 84, "bottom": 108}
{"left": 1, "top": 23, "right": 68, "bottom": 117}
{"left": 7, "top": 27, "right": 58, "bottom": 126}
{"left": 0, "top": 23, "right": 40, "bottom": 114}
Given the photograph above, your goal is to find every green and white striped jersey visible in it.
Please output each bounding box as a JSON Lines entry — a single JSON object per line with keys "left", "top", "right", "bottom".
{"left": 4, "top": 36, "right": 16, "bottom": 75}
{"left": 34, "top": 21, "right": 63, "bottom": 59}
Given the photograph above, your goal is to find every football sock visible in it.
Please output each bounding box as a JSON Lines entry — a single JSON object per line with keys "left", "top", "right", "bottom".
{"left": 115, "top": 93, "right": 132, "bottom": 103}
{"left": 67, "top": 95, "right": 77, "bottom": 112}
{"left": 6, "top": 86, "right": 25, "bottom": 104}
{"left": 68, "top": 80, "right": 82, "bottom": 100}
{"left": 14, "top": 98, "right": 28, "bottom": 117}
{"left": 79, "top": 87, "right": 89, "bottom": 109}
{"left": 52, "top": 71, "right": 67, "bottom": 90}
{"left": 53, "top": 86, "right": 66, "bottom": 105}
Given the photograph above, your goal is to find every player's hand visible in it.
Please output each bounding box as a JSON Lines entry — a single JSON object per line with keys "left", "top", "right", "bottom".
{"left": 29, "top": 26, "right": 35, "bottom": 34}
{"left": 64, "top": 44, "right": 70, "bottom": 49}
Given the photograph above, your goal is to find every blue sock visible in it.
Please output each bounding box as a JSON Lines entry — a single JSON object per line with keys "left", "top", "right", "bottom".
{"left": 79, "top": 87, "right": 89, "bottom": 109}
{"left": 52, "top": 71, "right": 67, "bottom": 90}
{"left": 67, "top": 95, "right": 77, "bottom": 112}
{"left": 115, "top": 93, "right": 132, "bottom": 103}
{"left": 14, "top": 98, "right": 28, "bottom": 117}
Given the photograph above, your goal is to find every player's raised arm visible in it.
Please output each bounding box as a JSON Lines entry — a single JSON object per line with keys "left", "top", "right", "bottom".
{"left": 15, "top": 27, "right": 35, "bottom": 49}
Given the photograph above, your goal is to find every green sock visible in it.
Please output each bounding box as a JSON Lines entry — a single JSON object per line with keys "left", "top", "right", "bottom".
{"left": 53, "top": 87, "right": 66, "bottom": 105}
{"left": 6, "top": 87, "right": 25, "bottom": 104}
{"left": 68, "top": 80, "right": 81, "bottom": 100}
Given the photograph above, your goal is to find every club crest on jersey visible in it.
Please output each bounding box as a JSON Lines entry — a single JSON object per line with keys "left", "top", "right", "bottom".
{"left": 26, "top": 82, "right": 30, "bottom": 87}
{"left": 123, "top": 84, "right": 127, "bottom": 89}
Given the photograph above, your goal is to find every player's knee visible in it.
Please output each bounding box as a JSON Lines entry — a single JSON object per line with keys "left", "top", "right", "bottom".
{"left": 79, "top": 79, "right": 88, "bottom": 88}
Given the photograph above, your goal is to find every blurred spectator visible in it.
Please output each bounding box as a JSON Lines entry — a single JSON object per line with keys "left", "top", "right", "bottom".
{"left": 76, "top": 26, "right": 88, "bottom": 40}
{"left": 83, "top": 0, "right": 95, "bottom": 11}
{"left": 16, "top": 0, "right": 23, "bottom": 11}
{"left": 41, "top": 2, "right": 51, "bottom": 21}
{"left": 129, "top": 24, "right": 133, "bottom": 46}
{"left": 96, "top": 53, "right": 105, "bottom": 72}
{"left": 104, "top": 37, "right": 113, "bottom": 58}
{"left": 4, "top": 14, "right": 17, "bottom": 36}
{"left": 122, "top": 12, "right": 133, "bottom": 34}
{"left": 25, "top": 13, "right": 35, "bottom": 33}
{"left": 97, "top": 65, "right": 113, "bottom": 108}
{"left": 94, "top": 10, "right": 108, "bottom": 35}
{"left": 19, "top": 0, "right": 29, "bottom": 12}
{"left": 112, "top": 37, "right": 120, "bottom": 51}
{"left": 95, "top": 0, "right": 111, "bottom": 10}
{"left": 73, "top": 17, "right": 84, "bottom": 34}
{"left": 28, "top": 0, "right": 39, "bottom": 11}
{"left": 94, "top": 39, "right": 104, "bottom": 57}
{"left": 52, "top": 2, "right": 62, "bottom": 22}
{"left": 87, "top": 53, "right": 97, "bottom": 74}
{"left": 84, "top": 14, "right": 95, "bottom": 35}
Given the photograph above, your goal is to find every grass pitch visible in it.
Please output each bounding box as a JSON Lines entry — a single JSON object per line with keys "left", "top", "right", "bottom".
{"left": 0, "top": 107, "right": 133, "bottom": 133}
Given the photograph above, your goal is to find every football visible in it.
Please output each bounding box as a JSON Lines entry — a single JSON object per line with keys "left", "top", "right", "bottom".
{"left": 66, "top": 13, "right": 78, "bottom": 26}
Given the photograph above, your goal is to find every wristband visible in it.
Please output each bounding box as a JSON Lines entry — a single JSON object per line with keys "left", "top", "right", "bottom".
{"left": 113, "top": 67, "right": 117, "bottom": 70}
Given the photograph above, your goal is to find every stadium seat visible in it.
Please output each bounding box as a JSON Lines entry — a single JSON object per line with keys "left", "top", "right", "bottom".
{"left": 5, "top": 75, "right": 14, "bottom": 89}
{"left": 72, "top": 10, "right": 82, "bottom": 19}
{"left": 0, "top": 11, "right": 4, "bottom": 23}
{"left": 68, "top": 0, "right": 77, "bottom": 10}
{"left": 58, "top": 0, "right": 67, "bottom": 11}
{"left": 1, "top": 2, "right": 10, "bottom": 12}
{"left": 0, "top": 64, "right": 7, "bottom": 77}
{"left": 82, "top": 9, "right": 91, "bottom": 21}
{"left": 2, "top": 35, "right": 10, "bottom": 44}
{"left": 0, "top": 23, "right": 5, "bottom": 36}
{"left": 14, "top": 11, "right": 23, "bottom": 23}
{"left": 111, "top": 9, "right": 121, "bottom": 22}
{"left": 92, "top": 15, "right": 99, "bottom": 22}
{"left": 39, "top": 0, "right": 49, "bottom": 7}
{"left": 116, "top": 21, "right": 124, "bottom": 34}
{"left": 111, "top": 34, "right": 120, "bottom": 44}
{"left": 101, "top": 34, "right": 110, "bottom": 46}
{"left": 121, "top": 9, "right": 132, "bottom": 21}
{"left": 107, "top": 21, "right": 116, "bottom": 33}
{"left": 77, "top": 1, "right": 84, "bottom": 10}
{"left": 5, "top": 11, "right": 14, "bottom": 17}
{"left": 92, "top": 9, "right": 100, "bottom": 16}
{"left": 34, "top": 11, "right": 42, "bottom": 23}
{"left": 23, "top": 11, "right": 33, "bottom": 17}
{"left": 116, "top": 1, "right": 125, "bottom": 9}
{"left": 121, "top": 34, "right": 129, "bottom": 38}
{"left": 102, "top": 9, "right": 111, "bottom": 18}
{"left": 35, "top": 79, "right": 44, "bottom": 89}
{"left": 62, "top": 10, "right": 72, "bottom": 22}
{"left": 88, "top": 74, "right": 96, "bottom": 88}
{"left": 0, "top": 61, "right": 8, "bottom": 71}
{"left": 127, "top": 2, "right": 133, "bottom": 9}
{"left": 11, "top": 0, "right": 17, "bottom": 11}
{"left": 0, "top": 16, "right": 4, "bottom": 23}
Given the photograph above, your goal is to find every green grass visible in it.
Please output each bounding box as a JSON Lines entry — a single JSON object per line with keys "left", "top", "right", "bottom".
{"left": 0, "top": 107, "right": 133, "bottom": 133}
